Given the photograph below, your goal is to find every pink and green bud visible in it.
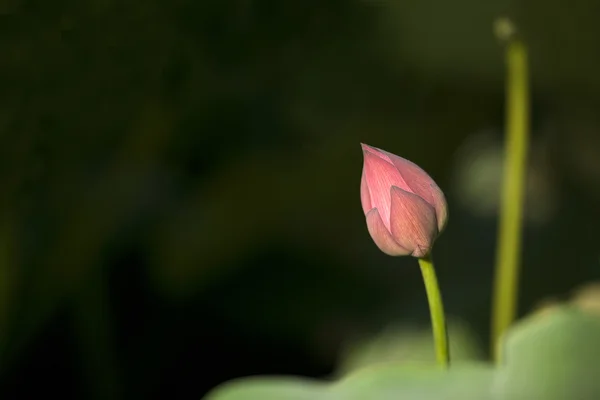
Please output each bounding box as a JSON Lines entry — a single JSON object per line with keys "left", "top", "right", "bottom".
{"left": 360, "top": 143, "right": 448, "bottom": 258}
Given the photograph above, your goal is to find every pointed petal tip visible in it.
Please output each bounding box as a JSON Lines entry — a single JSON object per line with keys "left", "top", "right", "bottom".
{"left": 360, "top": 143, "right": 377, "bottom": 153}
{"left": 360, "top": 143, "right": 395, "bottom": 165}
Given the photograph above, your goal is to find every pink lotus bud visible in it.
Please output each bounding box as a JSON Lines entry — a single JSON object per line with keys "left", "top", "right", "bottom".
{"left": 360, "top": 143, "right": 448, "bottom": 258}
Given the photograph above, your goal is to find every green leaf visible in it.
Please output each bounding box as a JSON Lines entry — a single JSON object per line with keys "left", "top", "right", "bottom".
{"left": 204, "top": 363, "right": 495, "bottom": 400}
{"left": 203, "top": 376, "right": 331, "bottom": 400}
{"left": 204, "top": 307, "right": 600, "bottom": 400}
{"left": 333, "top": 363, "right": 494, "bottom": 400}
{"left": 496, "top": 307, "right": 600, "bottom": 399}
{"left": 337, "top": 319, "right": 483, "bottom": 376}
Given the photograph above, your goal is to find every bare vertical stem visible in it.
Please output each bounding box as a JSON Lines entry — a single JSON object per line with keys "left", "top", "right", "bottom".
{"left": 491, "top": 18, "right": 530, "bottom": 361}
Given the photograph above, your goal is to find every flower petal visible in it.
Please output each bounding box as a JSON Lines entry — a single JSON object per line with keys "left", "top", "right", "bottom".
{"left": 360, "top": 169, "right": 372, "bottom": 215}
{"left": 361, "top": 143, "right": 395, "bottom": 163}
{"left": 365, "top": 208, "right": 411, "bottom": 256}
{"left": 383, "top": 150, "right": 448, "bottom": 232}
{"left": 389, "top": 186, "right": 438, "bottom": 258}
{"left": 362, "top": 150, "right": 410, "bottom": 230}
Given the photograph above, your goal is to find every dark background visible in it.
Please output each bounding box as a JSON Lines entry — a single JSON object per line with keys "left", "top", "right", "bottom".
{"left": 1, "top": 0, "right": 600, "bottom": 399}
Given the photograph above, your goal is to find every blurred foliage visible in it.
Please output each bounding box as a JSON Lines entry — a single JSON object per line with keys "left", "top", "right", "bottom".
{"left": 204, "top": 306, "right": 600, "bottom": 399}
{"left": 336, "top": 318, "right": 484, "bottom": 376}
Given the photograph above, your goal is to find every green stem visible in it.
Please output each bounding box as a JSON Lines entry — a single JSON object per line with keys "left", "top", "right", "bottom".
{"left": 490, "top": 19, "right": 530, "bottom": 362}
{"left": 418, "top": 255, "right": 450, "bottom": 367}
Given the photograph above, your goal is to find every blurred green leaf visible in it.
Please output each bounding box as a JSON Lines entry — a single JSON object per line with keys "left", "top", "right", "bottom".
{"left": 204, "top": 307, "right": 600, "bottom": 399}
{"left": 337, "top": 318, "right": 483, "bottom": 376}
{"left": 204, "top": 364, "right": 494, "bottom": 400}
{"left": 334, "top": 363, "right": 493, "bottom": 399}
{"left": 203, "top": 376, "right": 330, "bottom": 400}
{"left": 496, "top": 307, "right": 600, "bottom": 399}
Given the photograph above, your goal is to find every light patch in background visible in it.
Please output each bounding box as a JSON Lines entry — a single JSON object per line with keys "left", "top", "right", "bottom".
{"left": 560, "top": 110, "right": 600, "bottom": 201}
{"left": 451, "top": 130, "right": 558, "bottom": 226}
{"left": 336, "top": 318, "right": 483, "bottom": 377}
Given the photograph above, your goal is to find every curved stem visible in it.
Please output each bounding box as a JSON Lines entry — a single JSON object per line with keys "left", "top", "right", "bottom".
{"left": 491, "top": 19, "right": 530, "bottom": 362}
{"left": 418, "top": 255, "right": 450, "bottom": 367}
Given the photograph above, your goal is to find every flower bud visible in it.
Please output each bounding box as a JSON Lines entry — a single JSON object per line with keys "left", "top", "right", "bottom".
{"left": 360, "top": 143, "right": 448, "bottom": 258}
